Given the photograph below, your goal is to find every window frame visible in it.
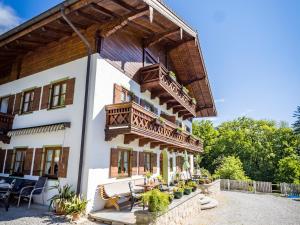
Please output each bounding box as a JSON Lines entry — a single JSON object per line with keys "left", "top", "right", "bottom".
{"left": 0, "top": 95, "right": 10, "bottom": 114}
{"left": 50, "top": 81, "right": 67, "bottom": 109}
{"left": 12, "top": 148, "right": 27, "bottom": 176}
{"left": 117, "top": 149, "right": 131, "bottom": 178}
{"left": 120, "top": 87, "right": 133, "bottom": 103}
{"left": 43, "top": 146, "right": 62, "bottom": 179}
{"left": 144, "top": 152, "right": 152, "bottom": 173}
{"left": 21, "top": 90, "right": 35, "bottom": 114}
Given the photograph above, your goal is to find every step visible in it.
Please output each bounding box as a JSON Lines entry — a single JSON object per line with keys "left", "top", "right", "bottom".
{"left": 201, "top": 199, "right": 218, "bottom": 210}
{"left": 199, "top": 197, "right": 211, "bottom": 205}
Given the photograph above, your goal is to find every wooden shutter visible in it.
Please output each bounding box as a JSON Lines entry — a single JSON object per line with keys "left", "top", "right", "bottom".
{"left": 23, "top": 148, "right": 33, "bottom": 175}
{"left": 110, "top": 148, "right": 119, "bottom": 178}
{"left": 4, "top": 149, "right": 13, "bottom": 174}
{"left": 31, "top": 87, "right": 41, "bottom": 111}
{"left": 176, "top": 156, "right": 181, "bottom": 172}
{"left": 65, "top": 78, "right": 76, "bottom": 105}
{"left": 131, "top": 151, "right": 138, "bottom": 176}
{"left": 7, "top": 95, "right": 15, "bottom": 114}
{"left": 41, "top": 84, "right": 51, "bottom": 109}
{"left": 138, "top": 152, "right": 145, "bottom": 175}
{"left": 13, "top": 92, "right": 22, "bottom": 115}
{"left": 32, "top": 148, "right": 44, "bottom": 176}
{"left": 0, "top": 149, "right": 6, "bottom": 173}
{"left": 58, "top": 147, "right": 70, "bottom": 178}
{"left": 151, "top": 153, "right": 157, "bottom": 174}
{"left": 113, "top": 84, "right": 122, "bottom": 103}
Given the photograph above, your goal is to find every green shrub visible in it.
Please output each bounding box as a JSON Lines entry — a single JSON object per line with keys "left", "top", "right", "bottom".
{"left": 48, "top": 183, "right": 75, "bottom": 212}
{"left": 64, "top": 195, "right": 88, "bottom": 215}
{"left": 142, "top": 189, "right": 170, "bottom": 213}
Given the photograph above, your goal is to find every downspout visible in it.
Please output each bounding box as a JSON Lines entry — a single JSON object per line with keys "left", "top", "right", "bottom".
{"left": 61, "top": 8, "right": 92, "bottom": 194}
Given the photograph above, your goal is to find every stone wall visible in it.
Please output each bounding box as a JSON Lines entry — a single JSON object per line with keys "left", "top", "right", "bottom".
{"left": 135, "top": 191, "right": 202, "bottom": 225}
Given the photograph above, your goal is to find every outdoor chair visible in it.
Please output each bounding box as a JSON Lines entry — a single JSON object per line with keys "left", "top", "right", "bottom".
{"left": 128, "top": 181, "right": 143, "bottom": 211}
{"left": 0, "top": 179, "right": 16, "bottom": 211}
{"left": 17, "top": 176, "right": 48, "bottom": 208}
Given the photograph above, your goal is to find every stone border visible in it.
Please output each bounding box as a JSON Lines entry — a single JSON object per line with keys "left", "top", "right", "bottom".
{"left": 134, "top": 191, "right": 203, "bottom": 225}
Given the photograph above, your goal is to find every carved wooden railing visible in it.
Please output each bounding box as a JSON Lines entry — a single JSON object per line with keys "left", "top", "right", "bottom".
{"left": 105, "top": 102, "right": 202, "bottom": 152}
{"left": 0, "top": 112, "right": 14, "bottom": 144}
{"left": 139, "top": 64, "right": 196, "bottom": 118}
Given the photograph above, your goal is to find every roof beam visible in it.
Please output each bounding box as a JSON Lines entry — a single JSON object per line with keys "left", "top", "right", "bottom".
{"left": 144, "top": 28, "right": 180, "bottom": 47}
{"left": 139, "top": 138, "right": 152, "bottom": 147}
{"left": 90, "top": 3, "right": 119, "bottom": 18}
{"left": 111, "top": 0, "right": 138, "bottom": 12}
{"left": 42, "top": 26, "right": 73, "bottom": 36}
{"left": 182, "top": 76, "right": 206, "bottom": 86}
{"left": 100, "top": 8, "right": 149, "bottom": 37}
{"left": 75, "top": 10, "right": 104, "bottom": 23}
{"left": 58, "top": 19, "right": 87, "bottom": 30}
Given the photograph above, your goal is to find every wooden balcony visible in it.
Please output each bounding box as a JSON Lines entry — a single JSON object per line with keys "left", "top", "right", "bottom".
{"left": 0, "top": 113, "right": 14, "bottom": 144}
{"left": 105, "top": 102, "right": 202, "bottom": 153}
{"left": 139, "top": 64, "right": 196, "bottom": 120}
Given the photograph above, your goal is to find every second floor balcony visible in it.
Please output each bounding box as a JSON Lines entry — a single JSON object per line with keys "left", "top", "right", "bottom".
{"left": 105, "top": 102, "right": 202, "bottom": 153}
{"left": 0, "top": 113, "right": 14, "bottom": 144}
{"left": 139, "top": 64, "right": 197, "bottom": 120}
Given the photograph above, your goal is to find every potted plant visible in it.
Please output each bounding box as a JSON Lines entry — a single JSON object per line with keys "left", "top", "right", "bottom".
{"left": 168, "top": 193, "right": 174, "bottom": 203}
{"left": 187, "top": 181, "right": 197, "bottom": 192}
{"left": 48, "top": 183, "right": 75, "bottom": 215}
{"left": 173, "top": 187, "right": 184, "bottom": 199}
{"left": 145, "top": 171, "right": 152, "bottom": 184}
{"left": 168, "top": 71, "right": 177, "bottom": 82}
{"left": 142, "top": 189, "right": 170, "bottom": 213}
{"left": 64, "top": 195, "right": 88, "bottom": 221}
{"left": 191, "top": 98, "right": 197, "bottom": 105}
{"left": 152, "top": 117, "right": 165, "bottom": 127}
{"left": 174, "top": 127, "right": 183, "bottom": 135}
{"left": 183, "top": 185, "right": 192, "bottom": 195}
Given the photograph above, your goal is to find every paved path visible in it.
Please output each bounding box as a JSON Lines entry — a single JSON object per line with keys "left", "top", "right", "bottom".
{"left": 192, "top": 191, "right": 300, "bottom": 225}
{"left": 0, "top": 204, "right": 101, "bottom": 225}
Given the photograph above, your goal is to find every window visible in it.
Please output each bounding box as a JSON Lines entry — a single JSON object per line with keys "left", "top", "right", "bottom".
{"left": 0, "top": 96, "right": 9, "bottom": 113}
{"left": 117, "top": 149, "right": 130, "bottom": 177}
{"left": 50, "top": 81, "right": 67, "bottom": 108}
{"left": 144, "top": 49, "right": 157, "bottom": 66}
{"left": 140, "top": 99, "right": 158, "bottom": 115}
{"left": 13, "top": 149, "right": 26, "bottom": 175}
{"left": 21, "top": 90, "right": 34, "bottom": 113}
{"left": 186, "top": 126, "right": 191, "bottom": 133}
{"left": 144, "top": 153, "right": 152, "bottom": 172}
{"left": 44, "top": 147, "right": 61, "bottom": 178}
{"left": 169, "top": 157, "right": 173, "bottom": 172}
{"left": 121, "top": 88, "right": 132, "bottom": 103}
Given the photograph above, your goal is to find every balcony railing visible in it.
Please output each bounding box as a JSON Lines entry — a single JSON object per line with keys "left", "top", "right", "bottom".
{"left": 0, "top": 112, "right": 14, "bottom": 144}
{"left": 139, "top": 64, "right": 196, "bottom": 120}
{"left": 105, "top": 102, "right": 202, "bottom": 152}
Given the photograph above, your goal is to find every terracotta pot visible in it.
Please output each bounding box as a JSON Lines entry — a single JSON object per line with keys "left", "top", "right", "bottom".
{"left": 72, "top": 212, "right": 81, "bottom": 221}
{"left": 55, "top": 202, "right": 65, "bottom": 215}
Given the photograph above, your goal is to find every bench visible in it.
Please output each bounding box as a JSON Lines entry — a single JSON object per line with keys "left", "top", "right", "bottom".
{"left": 99, "top": 179, "right": 144, "bottom": 210}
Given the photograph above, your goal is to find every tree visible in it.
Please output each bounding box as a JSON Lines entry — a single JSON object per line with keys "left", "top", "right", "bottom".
{"left": 275, "top": 155, "right": 300, "bottom": 184}
{"left": 293, "top": 106, "right": 300, "bottom": 134}
{"left": 213, "top": 156, "right": 249, "bottom": 180}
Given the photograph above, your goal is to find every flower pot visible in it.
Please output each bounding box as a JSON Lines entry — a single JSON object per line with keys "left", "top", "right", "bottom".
{"left": 55, "top": 202, "right": 66, "bottom": 215}
{"left": 174, "top": 191, "right": 183, "bottom": 199}
{"left": 71, "top": 212, "right": 81, "bottom": 221}
{"left": 184, "top": 188, "right": 192, "bottom": 195}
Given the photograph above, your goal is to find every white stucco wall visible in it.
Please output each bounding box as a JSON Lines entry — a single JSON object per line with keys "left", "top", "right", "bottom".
{"left": 0, "top": 56, "right": 89, "bottom": 204}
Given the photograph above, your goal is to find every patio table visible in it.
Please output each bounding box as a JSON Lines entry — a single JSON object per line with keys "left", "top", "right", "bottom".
{"left": 136, "top": 182, "right": 160, "bottom": 192}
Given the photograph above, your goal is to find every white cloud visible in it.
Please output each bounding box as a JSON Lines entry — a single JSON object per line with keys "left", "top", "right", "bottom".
{"left": 0, "top": 2, "right": 21, "bottom": 34}
{"left": 215, "top": 98, "right": 225, "bottom": 103}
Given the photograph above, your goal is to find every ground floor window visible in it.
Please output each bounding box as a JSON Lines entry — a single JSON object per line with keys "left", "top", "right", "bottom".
{"left": 144, "top": 152, "right": 152, "bottom": 172}
{"left": 44, "top": 147, "right": 61, "bottom": 178}
{"left": 13, "top": 149, "right": 26, "bottom": 175}
{"left": 118, "top": 149, "right": 130, "bottom": 177}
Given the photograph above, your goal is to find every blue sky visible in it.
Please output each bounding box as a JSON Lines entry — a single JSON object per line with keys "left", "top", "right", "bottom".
{"left": 0, "top": 0, "right": 299, "bottom": 126}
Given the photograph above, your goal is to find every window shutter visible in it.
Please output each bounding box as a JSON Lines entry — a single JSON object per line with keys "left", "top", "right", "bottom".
{"left": 32, "top": 148, "right": 44, "bottom": 176}
{"left": 0, "top": 149, "right": 6, "bottom": 173}
{"left": 113, "top": 84, "right": 122, "bottom": 103}
{"left": 58, "top": 147, "right": 70, "bottom": 178}
{"left": 13, "top": 92, "right": 22, "bottom": 115}
{"left": 65, "top": 78, "right": 76, "bottom": 105}
{"left": 151, "top": 153, "right": 157, "bottom": 174}
{"left": 7, "top": 95, "right": 15, "bottom": 115}
{"left": 23, "top": 148, "right": 33, "bottom": 175}
{"left": 4, "top": 149, "right": 13, "bottom": 174}
{"left": 110, "top": 148, "right": 119, "bottom": 178}
{"left": 31, "top": 87, "right": 41, "bottom": 111}
{"left": 138, "top": 152, "right": 145, "bottom": 175}
{"left": 176, "top": 156, "right": 181, "bottom": 172}
{"left": 41, "top": 84, "right": 51, "bottom": 109}
{"left": 131, "top": 151, "right": 138, "bottom": 176}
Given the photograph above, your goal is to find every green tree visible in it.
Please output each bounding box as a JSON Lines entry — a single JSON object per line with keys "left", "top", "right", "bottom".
{"left": 293, "top": 106, "right": 300, "bottom": 134}
{"left": 213, "top": 156, "right": 249, "bottom": 180}
{"left": 275, "top": 155, "right": 300, "bottom": 184}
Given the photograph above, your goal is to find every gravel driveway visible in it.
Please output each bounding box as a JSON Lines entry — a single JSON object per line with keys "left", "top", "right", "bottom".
{"left": 192, "top": 191, "right": 300, "bottom": 225}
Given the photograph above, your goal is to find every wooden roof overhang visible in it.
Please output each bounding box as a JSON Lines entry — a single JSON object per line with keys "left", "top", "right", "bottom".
{"left": 105, "top": 102, "right": 203, "bottom": 153}
{"left": 0, "top": 0, "right": 216, "bottom": 117}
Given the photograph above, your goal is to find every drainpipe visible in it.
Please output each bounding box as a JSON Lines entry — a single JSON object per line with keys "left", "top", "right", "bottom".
{"left": 61, "top": 8, "right": 92, "bottom": 194}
